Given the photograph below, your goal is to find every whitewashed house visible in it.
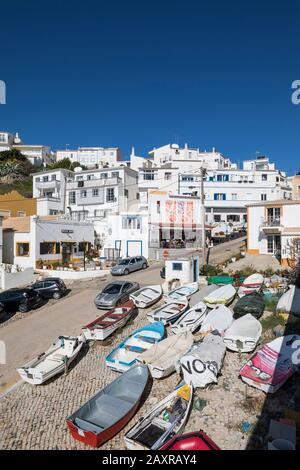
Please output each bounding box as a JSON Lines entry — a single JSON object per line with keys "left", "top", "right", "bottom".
{"left": 33, "top": 169, "right": 73, "bottom": 216}
{"left": 56, "top": 146, "right": 121, "bottom": 168}
{"left": 247, "top": 199, "right": 300, "bottom": 267}
{"left": 0, "top": 131, "right": 54, "bottom": 166}
{"left": 0, "top": 211, "right": 5, "bottom": 263}
{"left": 2, "top": 216, "right": 94, "bottom": 269}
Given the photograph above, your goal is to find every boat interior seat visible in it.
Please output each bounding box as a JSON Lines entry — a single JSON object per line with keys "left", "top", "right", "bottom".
{"left": 74, "top": 417, "right": 104, "bottom": 434}
{"left": 49, "top": 354, "right": 67, "bottom": 362}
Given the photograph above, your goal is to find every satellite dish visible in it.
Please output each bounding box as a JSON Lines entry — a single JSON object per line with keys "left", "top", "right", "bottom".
{"left": 74, "top": 166, "right": 83, "bottom": 173}
{"left": 171, "top": 143, "right": 179, "bottom": 149}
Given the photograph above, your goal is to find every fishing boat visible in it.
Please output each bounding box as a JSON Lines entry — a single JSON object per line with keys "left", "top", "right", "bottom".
{"left": 17, "top": 335, "right": 85, "bottom": 385}
{"left": 124, "top": 383, "right": 193, "bottom": 450}
{"left": 171, "top": 302, "right": 207, "bottom": 335}
{"left": 239, "top": 335, "right": 300, "bottom": 393}
{"left": 66, "top": 364, "right": 149, "bottom": 448}
{"left": 82, "top": 300, "right": 136, "bottom": 341}
{"left": 276, "top": 285, "right": 300, "bottom": 317}
{"left": 105, "top": 322, "right": 165, "bottom": 372}
{"left": 146, "top": 299, "right": 189, "bottom": 325}
{"left": 137, "top": 332, "right": 194, "bottom": 379}
{"left": 163, "top": 282, "right": 199, "bottom": 301}
{"left": 238, "top": 273, "right": 264, "bottom": 298}
{"left": 129, "top": 285, "right": 162, "bottom": 308}
{"left": 160, "top": 431, "right": 221, "bottom": 450}
{"left": 203, "top": 284, "right": 236, "bottom": 306}
{"left": 200, "top": 305, "right": 233, "bottom": 334}
{"left": 233, "top": 292, "right": 265, "bottom": 319}
{"left": 223, "top": 314, "right": 262, "bottom": 353}
{"left": 180, "top": 335, "right": 226, "bottom": 388}
{"left": 190, "top": 284, "right": 218, "bottom": 306}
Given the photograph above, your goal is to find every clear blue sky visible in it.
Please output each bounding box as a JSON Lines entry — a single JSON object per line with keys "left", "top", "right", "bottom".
{"left": 0, "top": 0, "right": 300, "bottom": 173}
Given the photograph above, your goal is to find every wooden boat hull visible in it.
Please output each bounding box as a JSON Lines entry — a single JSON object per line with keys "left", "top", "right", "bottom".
{"left": 125, "top": 384, "right": 193, "bottom": 450}
{"left": 67, "top": 364, "right": 149, "bottom": 448}
{"left": 129, "top": 285, "right": 162, "bottom": 308}
{"left": 163, "top": 282, "right": 199, "bottom": 302}
{"left": 105, "top": 322, "right": 165, "bottom": 372}
{"left": 223, "top": 314, "right": 262, "bottom": 352}
{"left": 171, "top": 302, "right": 207, "bottom": 334}
{"left": 203, "top": 285, "right": 236, "bottom": 306}
{"left": 146, "top": 300, "right": 189, "bottom": 325}
{"left": 17, "top": 336, "right": 85, "bottom": 385}
{"left": 82, "top": 301, "right": 135, "bottom": 341}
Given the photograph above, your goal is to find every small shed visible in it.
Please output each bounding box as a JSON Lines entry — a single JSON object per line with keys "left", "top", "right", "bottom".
{"left": 165, "top": 256, "right": 199, "bottom": 284}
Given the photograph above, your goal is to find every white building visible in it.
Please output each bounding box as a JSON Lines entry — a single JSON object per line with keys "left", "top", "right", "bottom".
{"left": 0, "top": 131, "right": 54, "bottom": 166}
{"left": 2, "top": 216, "right": 94, "bottom": 269}
{"left": 148, "top": 191, "right": 202, "bottom": 254}
{"left": 56, "top": 146, "right": 121, "bottom": 168}
{"left": 136, "top": 144, "right": 292, "bottom": 226}
{"left": 102, "top": 212, "right": 149, "bottom": 259}
{"left": 32, "top": 169, "right": 74, "bottom": 216}
{"left": 247, "top": 200, "right": 300, "bottom": 267}
{"left": 33, "top": 165, "right": 139, "bottom": 252}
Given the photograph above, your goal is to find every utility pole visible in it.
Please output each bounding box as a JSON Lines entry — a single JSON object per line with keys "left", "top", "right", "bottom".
{"left": 200, "top": 168, "right": 207, "bottom": 270}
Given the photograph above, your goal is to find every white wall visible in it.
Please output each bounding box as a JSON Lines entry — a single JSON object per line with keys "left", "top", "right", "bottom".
{"left": 0, "top": 268, "right": 36, "bottom": 290}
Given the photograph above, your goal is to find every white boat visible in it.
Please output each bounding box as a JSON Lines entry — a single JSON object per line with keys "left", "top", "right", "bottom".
{"left": 125, "top": 383, "right": 193, "bottom": 450}
{"left": 82, "top": 300, "right": 135, "bottom": 341}
{"left": 200, "top": 304, "right": 233, "bottom": 334}
{"left": 238, "top": 273, "right": 264, "bottom": 298}
{"left": 180, "top": 335, "right": 226, "bottom": 388}
{"left": 105, "top": 322, "right": 165, "bottom": 373}
{"left": 277, "top": 285, "right": 300, "bottom": 317}
{"left": 171, "top": 302, "right": 207, "bottom": 335}
{"left": 223, "top": 314, "right": 262, "bottom": 352}
{"left": 129, "top": 285, "right": 163, "bottom": 308}
{"left": 147, "top": 299, "right": 189, "bottom": 325}
{"left": 163, "top": 282, "right": 199, "bottom": 301}
{"left": 17, "top": 335, "right": 85, "bottom": 385}
{"left": 137, "top": 332, "right": 194, "bottom": 379}
{"left": 203, "top": 284, "right": 236, "bottom": 306}
{"left": 189, "top": 284, "right": 218, "bottom": 306}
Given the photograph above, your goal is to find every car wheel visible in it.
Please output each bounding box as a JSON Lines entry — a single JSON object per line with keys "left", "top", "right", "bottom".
{"left": 124, "top": 269, "right": 129, "bottom": 275}
{"left": 142, "top": 263, "right": 147, "bottom": 269}
{"left": 19, "top": 303, "right": 29, "bottom": 313}
{"left": 53, "top": 292, "right": 61, "bottom": 300}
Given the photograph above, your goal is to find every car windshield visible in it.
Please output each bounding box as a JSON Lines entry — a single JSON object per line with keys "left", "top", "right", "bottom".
{"left": 117, "top": 259, "right": 130, "bottom": 266}
{"left": 102, "top": 284, "right": 122, "bottom": 294}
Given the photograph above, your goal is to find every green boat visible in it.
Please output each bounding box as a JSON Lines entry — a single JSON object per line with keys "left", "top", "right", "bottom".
{"left": 207, "top": 275, "right": 246, "bottom": 286}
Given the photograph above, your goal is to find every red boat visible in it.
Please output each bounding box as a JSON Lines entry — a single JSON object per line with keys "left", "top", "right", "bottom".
{"left": 160, "top": 431, "right": 221, "bottom": 451}
{"left": 82, "top": 300, "right": 135, "bottom": 341}
{"left": 66, "top": 364, "right": 149, "bottom": 448}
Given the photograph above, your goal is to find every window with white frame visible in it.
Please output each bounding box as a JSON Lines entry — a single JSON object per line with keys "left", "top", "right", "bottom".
{"left": 80, "top": 190, "right": 87, "bottom": 198}
{"left": 68, "top": 191, "right": 76, "bottom": 204}
{"left": 92, "top": 189, "right": 99, "bottom": 197}
{"left": 106, "top": 188, "right": 115, "bottom": 202}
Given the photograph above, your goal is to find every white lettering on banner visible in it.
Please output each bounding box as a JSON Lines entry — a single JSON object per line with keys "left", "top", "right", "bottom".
{"left": 291, "top": 80, "right": 300, "bottom": 105}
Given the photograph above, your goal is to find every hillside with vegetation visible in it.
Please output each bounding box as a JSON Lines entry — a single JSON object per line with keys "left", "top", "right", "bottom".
{"left": 0, "top": 151, "right": 85, "bottom": 198}
{"left": 0, "top": 149, "right": 35, "bottom": 197}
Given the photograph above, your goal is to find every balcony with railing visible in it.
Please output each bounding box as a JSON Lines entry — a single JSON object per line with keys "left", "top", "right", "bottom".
{"left": 260, "top": 217, "right": 283, "bottom": 232}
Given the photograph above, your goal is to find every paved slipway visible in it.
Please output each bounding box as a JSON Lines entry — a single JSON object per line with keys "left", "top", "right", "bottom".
{"left": 1, "top": 236, "right": 273, "bottom": 451}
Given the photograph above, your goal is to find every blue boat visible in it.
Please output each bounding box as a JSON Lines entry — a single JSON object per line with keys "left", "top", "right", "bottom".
{"left": 105, "top": 322, "right": 165, "bottom": 372}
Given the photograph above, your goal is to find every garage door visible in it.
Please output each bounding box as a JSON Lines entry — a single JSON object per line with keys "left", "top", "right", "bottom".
{"left": 127, "top": 240, "right": 142, "bottom": 257}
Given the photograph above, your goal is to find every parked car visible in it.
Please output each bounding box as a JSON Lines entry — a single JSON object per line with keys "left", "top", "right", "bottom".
{"left": 110, "top": 256, "right": 148, "bottom": 276}
{"left": 94, "top": 281, "right": 140, "bottom": 309}
{"left": 0, "top": 288, "right": 41, "bottom": 314}
{"left": 160, "top": 266, "right": 166, "bottom": 279}
{"left": 30, "top": 278, "right": 67, "bottom": 300}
